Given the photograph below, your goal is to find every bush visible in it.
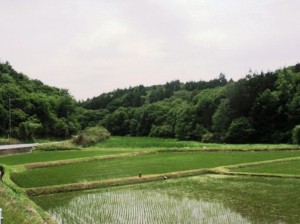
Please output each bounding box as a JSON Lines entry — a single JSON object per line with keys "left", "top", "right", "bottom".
{"left": 18, "top": 117, "right": 42, "bottom": 141}
{"left": 201, "top": 132, "right": 214, "bottom": 143}
{"left": 224, "top": 117, "right": 255, "bottom": 143}
{"left": 292, "top": 125, "right": 300, "bottom": 144}
{"left": 73, "top": 126, "right": 111, "bottom": 147}
{"left": 149, "top": 125, "right": 174, "bottom": 138}
{"left": 0, "top": 138, "right": 20, "bottom": 145}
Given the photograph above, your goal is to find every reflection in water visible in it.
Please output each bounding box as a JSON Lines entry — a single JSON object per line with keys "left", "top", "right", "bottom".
{"left": 50, "top": 190, "right": 250, "bottom": 224}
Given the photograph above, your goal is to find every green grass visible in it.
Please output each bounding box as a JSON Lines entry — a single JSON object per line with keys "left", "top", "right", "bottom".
{"left": 33, "top": 175, "right": 300, "bottom": 224}
{"left": 95, "top": 136, "right": 203, "bottom": 149}
{"left": 0, "top": 182, "right": 54, "bottom": 224}
{"left": 0, "top": 150, "right": 128, "bottom": 165}
{"left": 234, "top": 160, "right": 300, "bottom": 175}
{"left": 12, "top": 151, "right": 300, "bottom": 188}
{"left": 96, "top": 136, "right": 300, "bottom": 151}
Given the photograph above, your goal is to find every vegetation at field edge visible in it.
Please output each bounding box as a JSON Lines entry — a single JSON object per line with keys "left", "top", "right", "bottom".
{"left": 95, "top": 136, "right": 300, "bottom": 150}
{"left": 0, "top": 182, "right": 54, "bottom": 224}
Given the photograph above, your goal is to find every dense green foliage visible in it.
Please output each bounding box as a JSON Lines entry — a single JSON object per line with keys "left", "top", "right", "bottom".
{"left": 0, "top": 61, "right": 79, "bottom": 140}
{"left": 292, "top": 125, "right": 300, "bottom": 144}
{"left": 1, "top": 60, "right": 300, "bottom": 143}
{"left": 80, "top": 64, "right": 300, "bottom": 143}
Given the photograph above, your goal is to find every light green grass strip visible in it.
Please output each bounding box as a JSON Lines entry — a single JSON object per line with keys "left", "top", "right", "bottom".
{"left": 218, "top": 172, "right": 300, "bottom": 179}
{"left": 25, "top": 151, "right": 157, "bottom": 169}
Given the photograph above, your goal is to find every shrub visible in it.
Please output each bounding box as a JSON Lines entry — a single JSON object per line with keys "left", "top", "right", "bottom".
{"left": 73, "top": 126, "right": 111, "bottom": 147}
{"left": 224, "top": 117, "right": 255, "bottom": 143}
{"left": 18, "top": 117, "right": 42, "bottom": 141}
{"left": 0, "top": 138, "right": 20, "bottom": 145}
{"left": 149, "top": 125, "right": 174, "bottom": 138}
{"left": 292, "top": 125, "right": 300, "bottom": 144}
{"left": 201, "top": 132, "right": 214, "bottom": 143}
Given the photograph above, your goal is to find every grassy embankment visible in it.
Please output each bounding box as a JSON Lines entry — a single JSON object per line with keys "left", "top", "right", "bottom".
{"left": 0, "top": 174, "right": 55, "bottom": 224}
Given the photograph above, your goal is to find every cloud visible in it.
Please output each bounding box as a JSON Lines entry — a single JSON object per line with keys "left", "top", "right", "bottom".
{"left": 0, "top": 0, "right": 299, "bottom": 99}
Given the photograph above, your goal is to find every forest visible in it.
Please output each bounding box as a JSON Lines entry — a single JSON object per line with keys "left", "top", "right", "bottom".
{"left": 1, "top": 61, "right": 300, "bottom": 143}
{"left": 0, "top": 62, "right": 79, "bottom": 140}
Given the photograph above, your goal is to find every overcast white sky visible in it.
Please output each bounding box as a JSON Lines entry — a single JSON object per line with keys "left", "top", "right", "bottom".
{"left": 0, "top": 0, "right": 299, "bottom": 100}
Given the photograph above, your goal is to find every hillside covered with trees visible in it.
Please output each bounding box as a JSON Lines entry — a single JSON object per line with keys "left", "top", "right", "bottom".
{"left": 1, "top": 61, "right": 299, "bottom": 143}
{"left": 80, "top": 64, "right": 300, "bottom": 144}
{"left": 0, "top": 62, "right": 79, "bottom": 140}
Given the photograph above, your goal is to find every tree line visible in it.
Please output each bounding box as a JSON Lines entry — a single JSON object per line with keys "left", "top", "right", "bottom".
{"left": 1, "top": 61, "right": 299, "bottom": 143}
{"left": 80, "top": 64, "right": 300, "bottom": 143}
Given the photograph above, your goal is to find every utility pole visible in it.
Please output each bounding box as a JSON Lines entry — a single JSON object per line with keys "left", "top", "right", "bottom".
{"left": 8, "top": 96, "right": 12, "bottom": 139}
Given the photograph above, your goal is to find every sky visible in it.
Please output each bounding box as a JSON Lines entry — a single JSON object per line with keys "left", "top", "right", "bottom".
{"left": 0, "top": 0, "right": 299, "bottom": 100}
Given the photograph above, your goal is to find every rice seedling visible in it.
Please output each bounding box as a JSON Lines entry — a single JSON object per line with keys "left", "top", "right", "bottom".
{"left": 233, "top": 160, "right": 300, "bottom": 175}
{"left": 95, "top": 136, "right": 300, "bottom": 151}
{"left": 0, "top": 150, "right": 126, "bottom": 165}
{"left": 12, "top": 151, "right": 300, "bottom": 188}
{"left": 49, "top": 189, "right": 250, "bottom": 224}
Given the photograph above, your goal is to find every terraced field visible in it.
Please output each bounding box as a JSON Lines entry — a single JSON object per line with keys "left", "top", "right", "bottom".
{"left": 1, "top": 137, "right": 300, "bottom": 223}
{"left": 11, "top": 151, "right": 300, "bottom": 188}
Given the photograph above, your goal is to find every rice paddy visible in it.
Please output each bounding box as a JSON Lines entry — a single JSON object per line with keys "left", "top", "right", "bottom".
{"left": 95, "top": 136, "right": 300, "bottom": 151}
{"left": 234, "top": 160, "right": 300, "bottom": 175}
{"left": 11, "top": 151, "right": 300, "bottom": 188}
{"left": 47, "top": 189, "right": 250, "bottom": 224}
{"left": 0, "top": 149, "right": 127, "bottom": 165}
{"left": 1, "top": 137, "right": 300, "bottom": 223}
{"left": 33, "top": 175, "right": 300, "bottom": 224}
